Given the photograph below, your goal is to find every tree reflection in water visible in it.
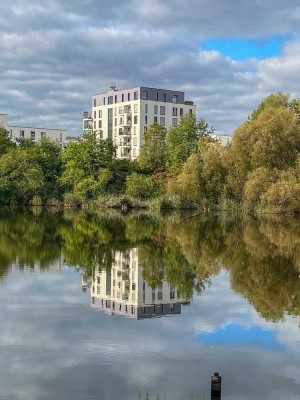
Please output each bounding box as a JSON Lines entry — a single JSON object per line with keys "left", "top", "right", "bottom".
{"left": 0, "top": 208, "right": 299, "bottom": 321}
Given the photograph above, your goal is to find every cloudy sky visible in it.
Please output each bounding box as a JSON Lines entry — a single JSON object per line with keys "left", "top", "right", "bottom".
{"left": 1, "top": 0, "right": 300, "bottom": 136}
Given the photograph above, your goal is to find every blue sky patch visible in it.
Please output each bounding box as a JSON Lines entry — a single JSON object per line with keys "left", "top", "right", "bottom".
{"left": 197, "top": 324, "right": 283, "bottom": 351}
{"left": 202, "top": 37, "right": 289, "bottom": 60}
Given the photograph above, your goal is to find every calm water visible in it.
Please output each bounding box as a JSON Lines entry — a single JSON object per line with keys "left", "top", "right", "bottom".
{"left": 0, "top": 209, "right": 300, "bottom": 400}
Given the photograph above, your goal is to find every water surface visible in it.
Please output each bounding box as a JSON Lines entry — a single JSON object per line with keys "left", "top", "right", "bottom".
{"left": 0, "top": 209, "right": 299, "bottom": 400}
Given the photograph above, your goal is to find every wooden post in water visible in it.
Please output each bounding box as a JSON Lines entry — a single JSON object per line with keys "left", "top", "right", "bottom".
{"left": 211, "top": 372, "right": 222, "bottom": 400}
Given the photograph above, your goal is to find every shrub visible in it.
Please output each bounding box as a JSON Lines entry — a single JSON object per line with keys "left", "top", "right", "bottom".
{"left": 126, "top": 173, "right": 161, "bottom": 200}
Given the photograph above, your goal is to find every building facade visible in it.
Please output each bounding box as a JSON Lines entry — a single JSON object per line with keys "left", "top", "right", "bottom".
{"left": 90, "top": 86, "right": 196, "bottom": 159}
{"left": 0, "top": 113, "right": 68, "bottom": 148}
{"left": 86, "top": 248, "right": 189, "bottom": 319}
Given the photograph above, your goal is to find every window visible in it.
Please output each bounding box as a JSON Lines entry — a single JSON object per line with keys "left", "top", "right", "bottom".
{"left": 154, "top": 105, "right": 158, "bottom": 114}
{"left": 93, "top": 99, "right": 96, "bottom": 107}
{"left": 152, "top": 291, "right": 155, "bottom": 301}
{"left": 133, "top": 148, "right": 136, "bottom": 157}
{"left": 114, "top": 107, "right": 117, "bottom": 116}
{"left": 141, "top": 91, "right": 148, "bottom": 100}
{"left": 94, "top": 121, "right": 96, "bottom": 129}
{"left": 133, "top": 137, "right": 137, "bottom": 146}
{"left": 189, "top": 109, "right": 193, "bottom": 114}
{"left": 180, "top": 108, "right": 184, "bottom": 116}
{"left": 41, "top": 131, "right": 46, "bottom": 139}
{"left": 114, "top": 128, "right": 117, "bottom": 137}
{"left": 119, "top": 117, "right": 123, "bottom": 125}
{"left": 122, "top": 94, "right": 124, "bottom": 102}
{"left": 30, "top": 131, "right": 35, "bottom": 140}
{"left": 134, "top": 115, "right": 138, "bottom": 124}
{"left": 160, "top": 117, "right": 165, "bottom": 126}
{"left": 99, "top": 130, "right": 103, "bottom": 138}
{"left": 133, "top": 126, "right": 137, "bottom": 135}
{"left": 94, "top": 111, "right": 96, "bottom": 119}
{"left": 99, "top": 110, "right": 102, "bottom": 118}
{"left": 134, "top": 104, "right": 138, "bottom": 113}
{"left": 172, "top": 107, "right": 178, "bottom": 116}
{"left": 144, "top": 126, "right": 148, "bottom": 132}
{"left": 9, "top": 129, "right": 12, "bottom": 138}
{"left": 108, "top": 96, "right": 113, "bottom": 105}
{"left": 98, "top": 120, "right": 102, "bottom": 129}
{"left": 115, "top": 95, "right": 117, "bottom": 103}
{"left": 160, "top": 106, "right": 165, "bottom": 115}
{"left": 134, "top": 91, "right": 138, "bottom": 100}
{"left": 20, "top": 130, "right": 25, "bottom": 138}
{"left": 115, "top": 118, "right": 117, "bottom": 126}
{"left": 128, "top": 93, "right": 130, "bottom": 101}
{"left": 103, "top": 97, "right": 106, "bottom": 105}
{"left": 145, "top": 104, "right": 148, "bottom": 113}
{"left": 170, "top": 291, "right": 175, "bottom": 299}
{"left": 154, "top": 116, "right": 158, "bottom": 123}
{"left": 145, "top": 115, "right": 148, "bottom": 124}
{"left": 119, "top": 106, "right": 123, "bottom": 114}
{"left": 156, "top": 92, "right": 159, "bottom": 101}
{"left": 172, "top": 118, "right": 177, "bottom": 127}
{"left": 163, "top": 93, "right": 166, "bottom": 102}
{"left": 158, "top": 292, "right": 162, "bottom": 300}
{"left": 172, "top": 95, "right": 178, "bottom": 104}
{"left": 132, "top": 283, "right": 136, "bottom": 291}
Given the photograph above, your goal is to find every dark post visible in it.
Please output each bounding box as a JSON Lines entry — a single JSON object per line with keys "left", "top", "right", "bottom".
{"left": 211, "top": 372, "right": 222, "bottom": 400}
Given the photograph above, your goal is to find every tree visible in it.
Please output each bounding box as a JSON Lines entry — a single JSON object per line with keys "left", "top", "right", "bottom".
{"left": 126, "top": 173, "right": 161, "bottom": 200}
{"left": 0, "top": 127, "right": 15, "bottom": 156}
{"left": 166, "top": 114, "right": 214, "bottom": 172}
{"left": 249, "top": 92, "right": 291, "bottom": 121}
{"left": 138, "top": 123, "right": 167, "bottom": 172}
{"left": 0, "top": 148, "right": 44, "bottom": 204}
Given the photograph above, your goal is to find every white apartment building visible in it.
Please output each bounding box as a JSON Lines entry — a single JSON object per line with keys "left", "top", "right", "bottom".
{"left": 0, "top": 113, "right": 68, "bottom": 148}
{"left": 88, "top": 248, "right": 189, "bottom": 319}
{"left": 89, "top": 86, "right": 196, "bottom": 159}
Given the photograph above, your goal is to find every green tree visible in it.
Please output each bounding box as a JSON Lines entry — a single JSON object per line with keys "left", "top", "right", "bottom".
{"left": 0, "top": 147, "right": 44, "bottom": 204}
{"left": 126, "top": 173, "right": 161, "bottom": 200}
{"left": 139, "top": 123, "right": 167, "bottom": 172}
{"left": 249, "top": 92, "right": 291, "bottom": 121}
{"left": 166, "top": 114, "right": 214, "bottom": 172}
{"left": 0, "top": 127, "right": 15, "bottom": 156}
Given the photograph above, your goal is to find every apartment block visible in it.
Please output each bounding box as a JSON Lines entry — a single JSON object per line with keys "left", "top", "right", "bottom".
{"left": 90, "top": 86, "right": 196, "bottom": 159}
{"left": 0, "top": 113, "right": 68, "bottom": 148}
{"left": 89, "top": 248, "right": 189, "bottom": 319}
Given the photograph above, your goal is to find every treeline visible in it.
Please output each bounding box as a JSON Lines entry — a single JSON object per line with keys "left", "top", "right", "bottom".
{"left": 0, "top": 92, "right": 299, "bottom": 212}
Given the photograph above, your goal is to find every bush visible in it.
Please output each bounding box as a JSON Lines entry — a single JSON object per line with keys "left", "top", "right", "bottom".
{"left": 126, "top": 173, "right": 161, "bottom": 200}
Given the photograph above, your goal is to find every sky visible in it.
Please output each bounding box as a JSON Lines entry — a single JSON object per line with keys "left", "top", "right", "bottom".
{"left": 1, "top": 1, "right": 300, "bottom": 136}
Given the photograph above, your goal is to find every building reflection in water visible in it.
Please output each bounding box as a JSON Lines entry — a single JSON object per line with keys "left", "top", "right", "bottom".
{"left": 83, "top": 248, "right": 190, "bottom": 319}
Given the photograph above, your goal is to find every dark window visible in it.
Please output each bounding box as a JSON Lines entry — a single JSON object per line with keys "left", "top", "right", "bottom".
{"left": 180, "top": 108, "right": 184, "bottom": 116}
{"left": 94, "top": 111, "right": 96, "bottom": 119}
{"left": 163, "top": 93, "right": 166, "bottom": 102}
{"left": 115, "top": 95, "right": 117, "bottom": 103}
{"left": 99, "top": 120, "right": 102, "bottom": 129}
{"left": 99, "top": 110, "right": 102, "bottom": 118}
{"left": 172, "top": 118, "right": 177, "bottom": 127}
{"left": 160, "top": 117, "right": 165, "bottom": 126}
{"left": 154, "top": 116, "right": 158, "bottom": 123}
{"left": 108, "top": 108, "right": 113, "bottom": 139}
{"left": 160, "top": 106, "right": 165, "bottom": 115}
{"left": 172, "top": 95, "right": 178, "bottom": 104}
{"left": 134, "top": 115, "right": 138, "bottom": 124}
{"left": 145, "top": 115, "right": 148, "bottom": 124}
{"left": 103, "top": 97, "right": 106, "bottom": 105}
{"left": 145, "top": 104, "right": 148, "bottom": 113}
{"left": 134, "top": 91, "right": 138, "bottom": 100}
{"left": 108, "top": 96, "right": 113, "bottom": 105}
{"left": 93, "top": 99, "right": 96, "bottom": 107}
{"left": 115, "top": 118, "right": 117, "bottom": 126}
{"left": 20, "top": 130, "right": 24, "bottom": 138}
{"left": 122, "top": 94, "right": 124, "bottom": 102}
{"left": 172, "top": 107, "right": 178, "bottom": 116}
{"left": 128, "top": 93, "right": 130, "bottom": 101}
{"left": 154, "top": 105, "right": 158, "bottom": 114}
{"left": 189, "top": 109, "right": 193, "bottom": 114}
{"left": 30, "top": 131, "right": 35, "bottom": 140}
{"left": 156, "top": 92, "right": 159, "bottom": 101}
{"left": 99, "top": 130, "right": 103, "bottom": 138}
{"left": 141, "top": 91, "right": 148, "bottom": 100}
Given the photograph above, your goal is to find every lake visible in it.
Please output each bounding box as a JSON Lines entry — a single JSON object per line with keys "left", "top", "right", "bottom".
{"left": 0, "top": 209, "right": 299, "bottom": 400}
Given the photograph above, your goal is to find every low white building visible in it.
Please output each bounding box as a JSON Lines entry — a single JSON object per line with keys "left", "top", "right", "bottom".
{"left": 0, "top": 113, "right": 69, "bottom": 148}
